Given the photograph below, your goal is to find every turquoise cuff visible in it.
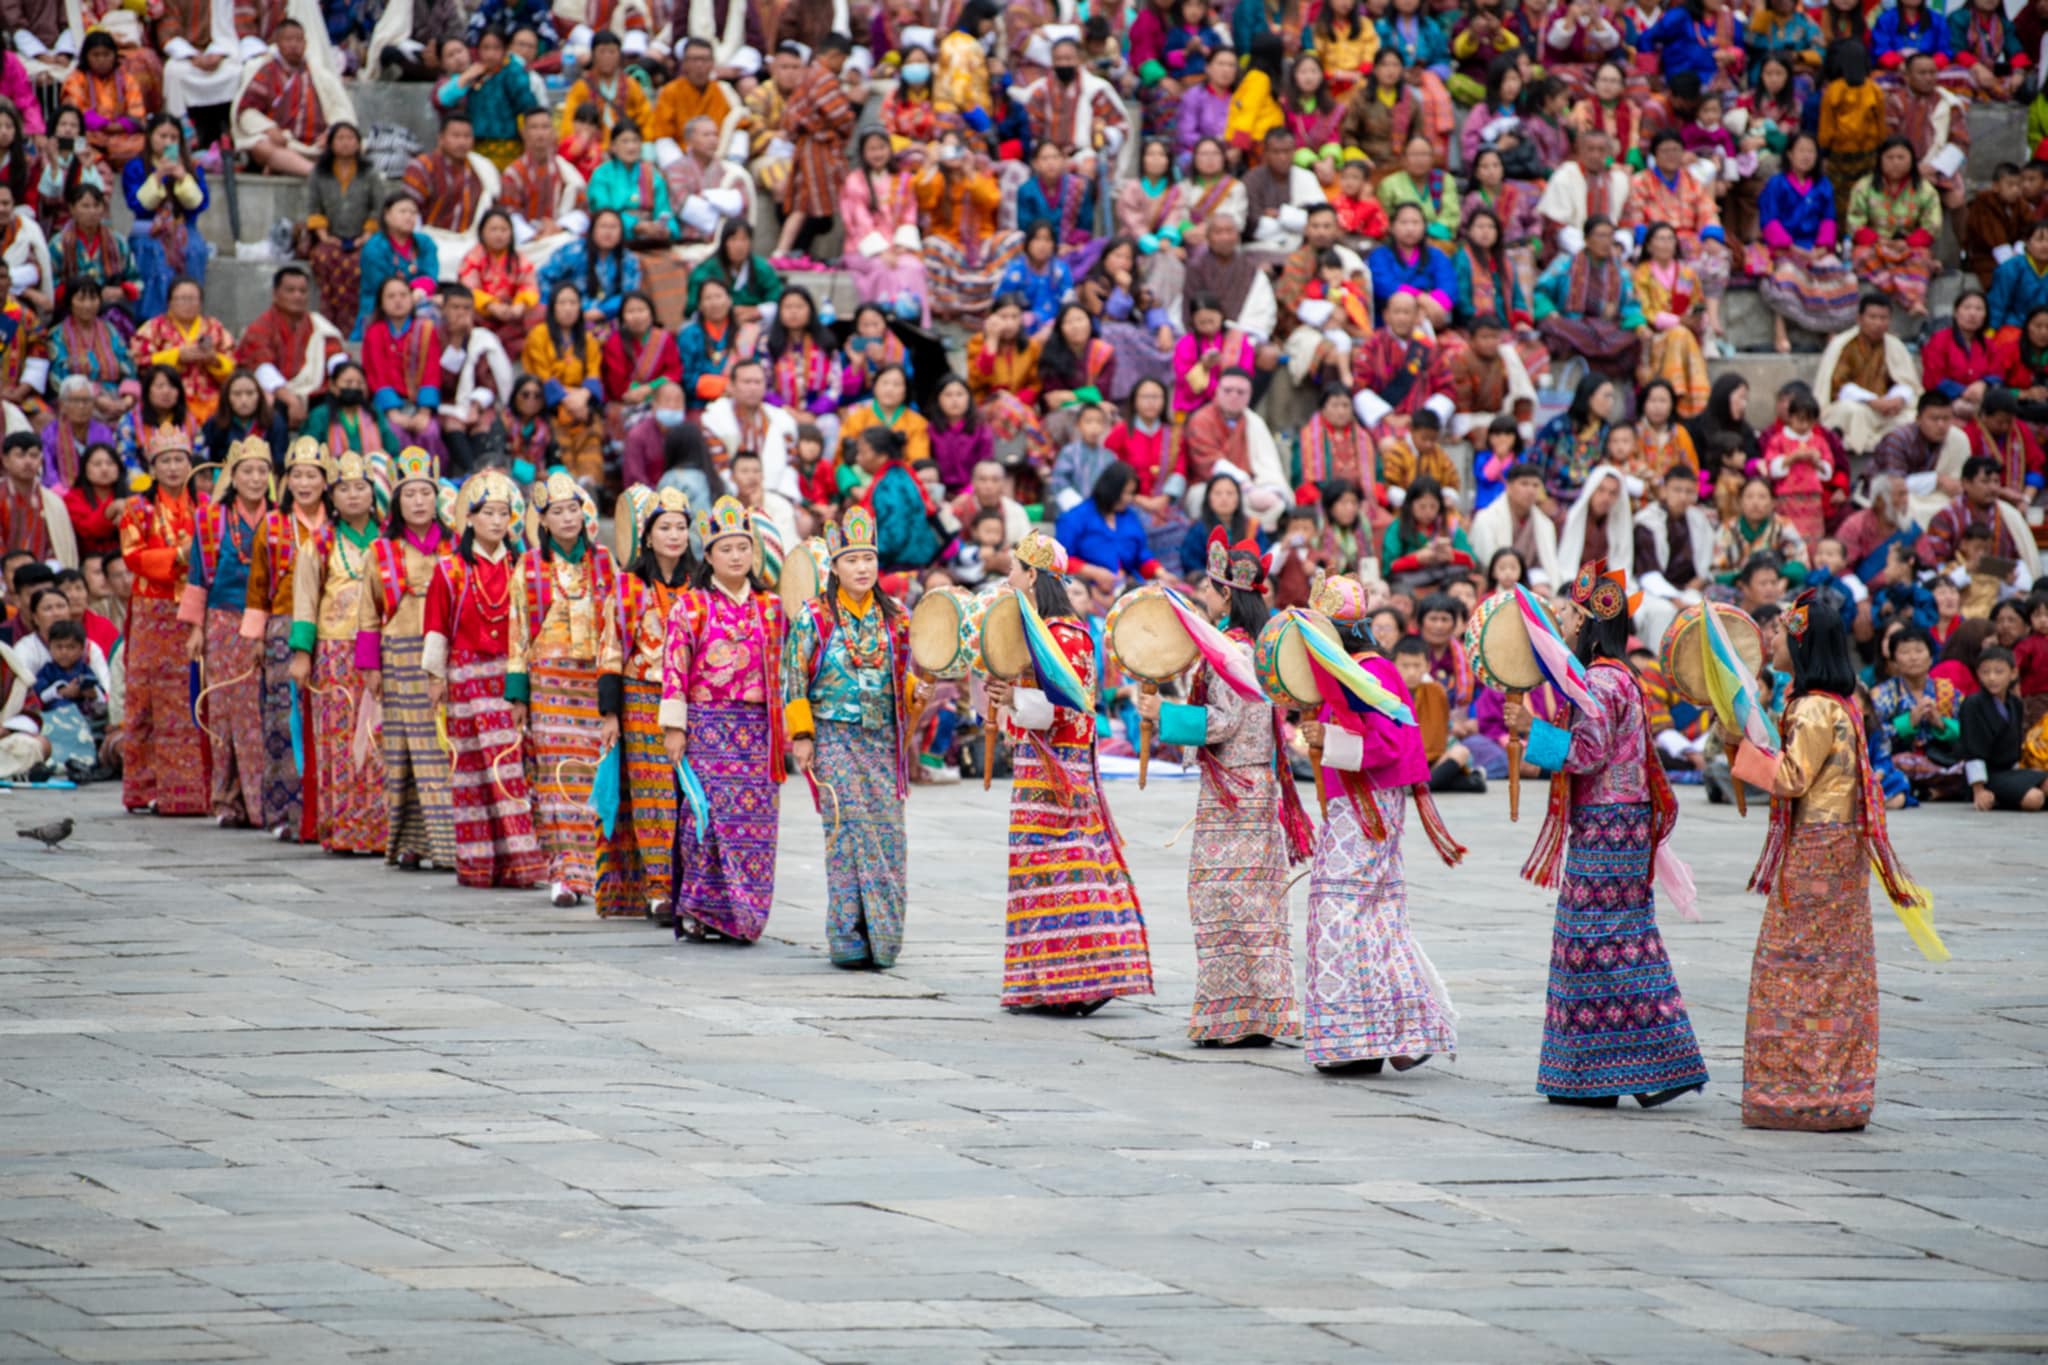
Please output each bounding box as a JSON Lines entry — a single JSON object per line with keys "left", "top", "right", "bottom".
{"left": 505, "top": 670, "right": 530, "bottom": 704}
{"left": 1525, "top": 717, "right": 1570, "bottom": 773}
{"left": 1157, "top": 702, "right": 1208, "bottom": 747}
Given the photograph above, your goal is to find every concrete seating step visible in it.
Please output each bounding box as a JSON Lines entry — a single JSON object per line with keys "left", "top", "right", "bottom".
{"left": 1720, "top": 270, "right": 1964, "bottom": 353}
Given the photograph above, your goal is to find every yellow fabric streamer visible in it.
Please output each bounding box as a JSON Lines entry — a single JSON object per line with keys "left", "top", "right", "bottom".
{"left": 1878, "top": 864, "right": 1949, "bottom": 963}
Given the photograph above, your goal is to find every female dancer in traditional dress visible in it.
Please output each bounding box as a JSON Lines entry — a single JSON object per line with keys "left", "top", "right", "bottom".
{"left": 119, "top": 426, "right": 208, "bottom": 815}
{"left": 422, "top": 471, "right": 548, "bottom": 890}
{"left": 358, "top": 447, "right": 459, "bottom": 872}
{"left": 985, "top": 529, "right": 1154, "bottom": 1015}
{"left": 595, "top": 485, "right": 693, "bottom": 921}
{"left": 246, "top": 438, "right": 331, "bottom": 841}
{"left": 523, "top": 473, "right": 622, "bottom": 908}
{"left": 1294, "top": 573, "right": 1465, "bottom": 1073}
{"left": 1502, "top": 560, "right": 1709, "bottom": 1108}
{"left": 288, "top": 450, "right": 386, "bottom": 856}
{"left": 783, "top": 506, "right": 913, "bottom": 969}
{"left": 1137, "top": 530, "right": 1312, "bottom": 1045}
{"left": 179, "top": 437, "right": 274, "bottom": 829}
{"left": 1742, "top": 592, "right": 1942, "bottom": 1131}
{"left": 661, "top": 495, "right": 787, "bottom": 944}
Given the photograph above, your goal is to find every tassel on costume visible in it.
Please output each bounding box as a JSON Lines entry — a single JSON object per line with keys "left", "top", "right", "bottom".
{"left": 1272, "top": 715, "right": 1316, "bottom": 865}
{"left": 1025, "top": 731, "right": 1078, "bottom": 806}
{"left": 1520, "top": 771, "right": 1571, "bottom": 887}
{"left": 1409, "top": 784, "right": 1467, "bottom": 867}
{"left": 1337, "top": 770, "right": 1389, "bottom": 841}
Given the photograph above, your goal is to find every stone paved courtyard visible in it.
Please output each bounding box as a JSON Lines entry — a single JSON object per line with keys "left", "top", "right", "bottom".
{"left": 1, "top": 775, "right": 2044, "bottom": 1364}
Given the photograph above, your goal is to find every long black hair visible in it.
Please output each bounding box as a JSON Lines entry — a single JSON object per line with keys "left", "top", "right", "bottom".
{"left": 1089, "top": 461, "right": 1134, "bottom": 517}
{"left": 766, "top": 284, "right": 832, "bottom": 355}
{"left": 1198, "top": 473, "right": 1250, "bottom": 541}
{"left": 138, "top": 363, "right": 190, "bottom": 430}
{"left": 545, "top": 280, "right": 589, "bottom": 365}
{"left": 1573, "top": 599, "right": 1634, "bottom": 668}
{"left": 1873, "top": 134, "right": 1921, "bottom": 190}
{"left": 1222, "top": 581, "right": 1271, "bottom": 639}
{"left": 630, "top": 505, "right": 696, "bottom": 587}
{"left": 313, "top": 120, "right": 362, "bottom": 179}
{"left": 583, "top": 208, "right": 629, "bottom": 301}
{"left": 689, "top": 534, "right": 771, "bottom": 592}
{"left": 662, "top": 415, "right": 716, "bottom": 483}
{"left": 1025, "top": 563, "right": 1076, "bottom": 620}
{"left": 1787, "top": 597, "right": 1858, "bottom": 699}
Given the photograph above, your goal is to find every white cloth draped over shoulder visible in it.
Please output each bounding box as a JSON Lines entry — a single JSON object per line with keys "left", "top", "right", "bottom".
{"left": 419, "top": 151, "right": 501, "bottom": 284}
{"left": 163, "top": 0, "right": 266, "bottom": 113}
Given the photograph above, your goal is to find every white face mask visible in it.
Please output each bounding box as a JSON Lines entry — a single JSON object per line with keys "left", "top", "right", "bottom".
{"left": 654, "top": 408, "right": 684, "bottom": 429}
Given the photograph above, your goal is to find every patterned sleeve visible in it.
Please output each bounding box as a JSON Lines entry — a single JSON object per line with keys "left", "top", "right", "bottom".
{"left": 658, "top": 592, "right": 696, "bottom": 730}
{"left": 782, "top": 601, "right": 817, "bottom": 738}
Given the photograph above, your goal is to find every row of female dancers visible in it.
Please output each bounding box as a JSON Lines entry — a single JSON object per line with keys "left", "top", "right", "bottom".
{"left": 119, "top": 425, "right": 1929, "bottom": 1129}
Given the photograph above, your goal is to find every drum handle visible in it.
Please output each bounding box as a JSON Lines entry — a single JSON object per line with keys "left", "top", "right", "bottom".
{"left": 1506, "top": 689, "right": 1525, "bottom": 823}
{"left": 983, "top": 705, "right": 999, "bottom": 793}
{"left": 1138, "top": 680, "right": 1157, "bottom": 790}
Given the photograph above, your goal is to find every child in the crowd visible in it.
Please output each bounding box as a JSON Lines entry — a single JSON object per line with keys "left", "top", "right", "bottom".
{"left": 953, "top": 507, "right": 1012, "bottom": 588}
{"left": 1298, "top": 247, "right": 1375, "bottom": 353}
{"left": 1328, "top": 154, "right": 1390, "bottom": 242}
{"left": 2022, "top": 595, "right": 2048, "bottom": 730}
{"left": 1394, "top": 634, "right": 1487, "bottom": 793}
{"left": 1317, "top": 478, "right": 1370, "bottom": 575}
{"left": 1048, "top": 403, "right": 1118, "bottom": 514}
{"left": 1757, "top": 390, "right": 1832, "bottom": 543}
{"left": 1470, "top": 415, "right": 1523, "bottom": 511}
{"left": 33, "top": 620, "right": 105, "bottom": 727}
{"left": 1379, "top": 410, "right": 1462, "bottom": 504}
{"left": 1266, "top": 500, "right": 1327, "bottom": 608}
{"left": 1960, "top": 645, "right": 2048, "bottom": 810}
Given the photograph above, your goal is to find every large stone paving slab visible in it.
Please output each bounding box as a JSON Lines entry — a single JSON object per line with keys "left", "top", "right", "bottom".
{"left": 0, "top": 778, "right": 2042, "bottom": 1363}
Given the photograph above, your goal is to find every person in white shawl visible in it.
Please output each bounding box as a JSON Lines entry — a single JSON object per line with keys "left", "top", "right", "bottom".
{"left": 161, "top": 0, "right": 269, "bottom": 133}
{"left": 0, "top": 194, "right": 53, "bottom": 316}
{"left": 1536, "top": 130, "right": 1632, "bottom": 257}
{"left": 656, "top": 115, "right": 752, "bottom": 268}
{"left": 700, "top": 365, "right": 801, "bottom": 501}
{"left": 231, "top": 0, "right": 356, "bottom": 177}
{"left": 431, "top": 285, "right": 514, "bottom": 465}
{"left": 557, "top": 0, "right": 655, "bottom": 69}
{"left": 1815, "top": 304, "right": 1920, "bottom": 454}
{"left": 1469, "top": 461, "right": 1562, "bottom": 589}
{"left": 1632, "top": 463, "right": 1715, "bottom": 648}
{"left": 661, "top": 0, "right": 762, "bottom": 85}
{"left": 1556, "top": 463, "right": 1635, "bottom": 595}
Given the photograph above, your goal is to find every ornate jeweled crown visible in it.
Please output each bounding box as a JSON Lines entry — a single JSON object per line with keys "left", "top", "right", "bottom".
{"left": 456, "top": 469, "right": 525, "bottom": 538}
{"left": 1784, "top": 588, "right": 1819, "bottom": 639}
{"left": 827, "top": 506, "right": 878, "bottom": 561}
{"left": 333, "top": 449, "right": 372, "bottom": 488}
{"left": 391, "top": 445, "right": 437, "bottom": 489}
{"left": 215, "top": 437, "right": 276, "bottom": 503}
{"left": 1308, "top": 569, "right": 1371, "bottom": 623}
{"left": 532, "top": 470, "right": 597, "bottom": 542}
{"left": 1205, "top": 526, "right": 1264, "bottom": 592}
{"left": 698, "top": 494, "right": 754, "bottom": 548}
{"left": 637, "top": 485, "right": 691, "bottom": 543}
{"left": 281, "top": 435, "right": 333, "bottom": 478}
{"left": 1017, "top": 527, "right": 1068, "bottom": 574}
{"left": 1569, "top": 559, "right": 1634, "bottom": 621}
{"left": 144, "top": 424, "right": 193, "bottom": 464}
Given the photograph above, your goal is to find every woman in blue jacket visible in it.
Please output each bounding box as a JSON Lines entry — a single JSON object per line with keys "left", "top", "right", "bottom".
{"left": 1057, "top": 462, "right": 1161, "bottom": 597}
{"left": 122, "top": 115, "right": 210, "bottom": 320}
{"left": 1645, "top": 0, "right": 1743, "bottom": 91}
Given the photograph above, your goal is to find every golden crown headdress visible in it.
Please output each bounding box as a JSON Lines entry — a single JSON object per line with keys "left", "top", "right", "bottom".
{"left": 390, "top": 445, "right": 437, "bottom": 489}
{"left": 454, "top": 469, "right": 526, "bottom": 540}
{"left": 529, "top": 469, "right": 598, "bottom": 545}
{"left": 1016, "top": 527, "right": 1068, "bottom": 574}
{"left": 213, "top": 437, "right": 276, "bottom": 504}
{"left": 144, "top": 424, "right": 193, "bottom": 465}
{"left": 827, "top": 506, "right": 878, "bottom": 561}
{"left": 697, "top": 494, "right": 755, "bottom": 549}
{"left": 1309, "top": 569, "right": 1371, "bottom": 623}
{"left": 281, "top": 435, "right": 334, "bottom": 479}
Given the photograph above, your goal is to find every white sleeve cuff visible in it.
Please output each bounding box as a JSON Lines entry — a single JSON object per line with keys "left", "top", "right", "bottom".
{"left": 1641, "top": 570, "right": 1678, "bottom": 600}
{"left": 857, "top": 230, "right": 890, "bottom": 257}
{"left": 255, "top": 363, "right": 287, "bottom": 393}
{"left": 1884, "top": 384, "right": 1914, "bottom": 402}
{"left": 1837, "top": 383, "right": 1878, "bottom": 405}
{"left": 22, "top": 358, "right": 48, "bottom": 393}
{"left": 659, "top": 697, "right": 688, "bottom": 729}
{"left": 1010, "top": 687, "right": 1054, "bottom": 731}
{"left": 1965, "top": 758, "right": 1989, "bottom": 786}
{"left": 1424, "top": 393, "right": 1455, "bottom": 426}
{"left": 237, "top": 35, "right": 267, "bottom": 60}
{"left": 165, "top": 38, "right": 199, "bottom": 60}
{"left": 14, "top": 32, "right": 47, "bottom": 57}
{"left": 421, "top": 630, "right": 449, "bottom": 677}
{"left": 1323, "top": 726, "right": 1364, "bottom": 771}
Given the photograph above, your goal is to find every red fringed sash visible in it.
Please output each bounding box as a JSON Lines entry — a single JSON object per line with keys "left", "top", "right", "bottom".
{"left": 1520, "top": 660, "right": 1673, "bottom": 887}
{"left": 1747, "top": 696, "right": 1922, "bottom": 909}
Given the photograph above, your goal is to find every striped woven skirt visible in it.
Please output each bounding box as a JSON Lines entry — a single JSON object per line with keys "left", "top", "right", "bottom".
{"left": 670, "top": 700, "right": 779, "bottom": 942}
{"left": 1188, "top": 761, "right": 1299, "bottom": 1044}
{"left": 202, "top": 608, "right": 266, "bottom": 828}
{"left": 529, "top": 658, "right": 604, "bottom": 895}
{"left": 379, "top": 631, "right": 457, "bottom": 869}
{"left": 261, "top": 615, "right": 311, "bottom": 840}
{"left": 1743, "top": 822, "right": 1878, "bottom": 1132}
{"left": 445, "top": 649, "right": 545, "bottom": 889}
{"left": 1850, "top": 235, "right": 1936, "bottom": 314}
{"left": 311, "top": 638, "right": 384, "bottom": 854}
{"left": 1001, "top": 740, "right": 1154, "bottom": 1009}
{"left": 926, "top": 231, "right": 1025, "bottom": 322}
{"left": 1758, "top": 245, "right": 1860, "bottom": 337}
{"left": 1538, "top": 801, "right": 1709, "bottom": 1099}
{"left": 594, "top": 678, "right": 675, "bottom": 918}
{"left": 1305, "top": 786, "right": 1454, "bottom": 1066}
{"left": 816, "top": 719, "right": 908, "bottom": 968}
{"left": 121, "top": 596, "right": 209, "bottom": 815}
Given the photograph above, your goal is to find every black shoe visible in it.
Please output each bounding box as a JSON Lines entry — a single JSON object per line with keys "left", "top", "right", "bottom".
{"left": 1390, "top": 1053, "right": 1433, "bottom": 1072}
{"left": 1072, "top": 997, "right": 1114, "bottom": 1017}
{"left": 1222, "top": 1034, "right": 1275, "bottom": 1049}
{"left": 1315, "top": 1058, "right": 1385, "bottom": 1075}
{"left": 1547, "top": 1094, "right": 1621, "bottom": 1108}
{"left": 1634, "top": 1084, "right": 1703, "bottom": 1109}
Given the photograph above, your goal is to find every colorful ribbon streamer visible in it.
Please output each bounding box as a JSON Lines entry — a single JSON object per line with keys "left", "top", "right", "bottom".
{"left": 1018, "top": 590, "right": 1093, "bottom": 714}
{"left": 1294, "top": 611, "right": 1414, "bottom": 724}
{"left": 674, "top": 758, "right": 710, "bottom": 841}
{"left": 1161, "top": 586, "right": 1264, "bottom": 700}
{"left": 1513, "top": 585, "right": 1595, "bottom": 713}
{"left": 1702, "top": 604, "right": 1781, "bottom": 759}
